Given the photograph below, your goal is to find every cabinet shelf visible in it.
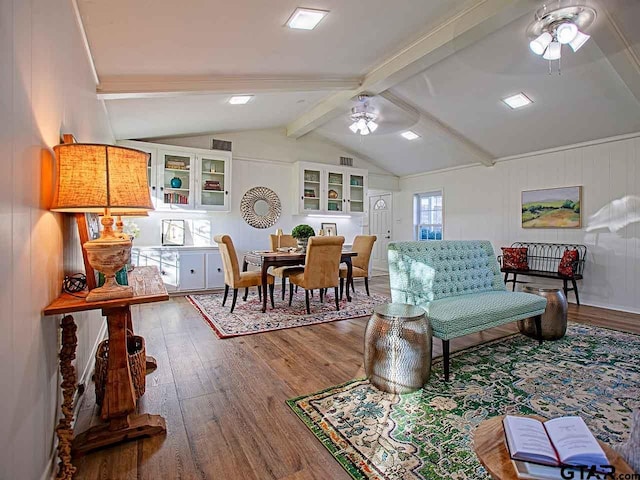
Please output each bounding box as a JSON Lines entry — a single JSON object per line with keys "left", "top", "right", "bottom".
{"left": 165, "top": 187, "right": 189, "bottom": 191}
{"left": 202, "top": 189, "right": 224, "bottom": 193}
{"left": 202, "top": 171, "right": 224, "bottom": 176}
{"left": 328, "top": 182, "right": 343, "bottom": 187}
{"left": 304, "top": 180, "right": 320, "bottom": 184}
{"left": 164, "top": 167, "right": 190, "bottom": 173}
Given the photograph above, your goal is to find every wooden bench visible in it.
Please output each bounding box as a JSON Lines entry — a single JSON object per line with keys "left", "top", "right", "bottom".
{"left": 498, "top": 242, "right": 586, "bottom": 305}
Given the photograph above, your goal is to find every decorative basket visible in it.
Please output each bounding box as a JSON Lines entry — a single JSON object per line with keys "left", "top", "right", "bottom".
{"left": 94, "top": 332, "right": 146, "bottom": 407}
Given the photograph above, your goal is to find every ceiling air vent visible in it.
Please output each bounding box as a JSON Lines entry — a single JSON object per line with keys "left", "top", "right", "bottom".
{"left": 340, "top": 156, "right": 353, "bottom": 167}
{"left": 211, "top": 139, "right": 232, "bottom": 151}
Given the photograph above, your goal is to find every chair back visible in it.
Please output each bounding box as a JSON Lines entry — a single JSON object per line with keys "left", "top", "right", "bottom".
{"left": 388, "top": 240, "right": 505, "bottom": 306}
{"left": 351, "top": 235, "right": 377, "bottom": 273}
{"left": 303, "top": 236, "right": 345, "bottom": 290}
{"left": 269, "top": 234, "right": 297, "bottom": 251}
{"left": 214, "top": 234, "right": 240, "bottom": 286}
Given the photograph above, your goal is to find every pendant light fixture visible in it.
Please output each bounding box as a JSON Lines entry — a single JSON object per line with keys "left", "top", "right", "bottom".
{"left": 526, "top": 4, "right": 596, "bottom": 74}
{"left": 349, "top": 95, "right": 379, "bottom": 136}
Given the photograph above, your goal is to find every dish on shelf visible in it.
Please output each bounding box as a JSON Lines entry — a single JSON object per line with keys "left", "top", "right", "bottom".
{"left": 328, "top": 189, "right": 338, "bottom": 199}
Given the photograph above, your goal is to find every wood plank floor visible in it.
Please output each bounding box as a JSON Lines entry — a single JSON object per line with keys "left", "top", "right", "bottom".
{"left": 73, "top": 276, "right": 640, "bottom": 480}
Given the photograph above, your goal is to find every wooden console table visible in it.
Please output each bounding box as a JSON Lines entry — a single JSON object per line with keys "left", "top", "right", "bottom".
{"left": 44, "top": 266, "right": 169, "bottom": 479}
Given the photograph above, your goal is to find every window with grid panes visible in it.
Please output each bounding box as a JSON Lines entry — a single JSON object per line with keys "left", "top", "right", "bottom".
{"left": 414, "top": 191, "right": 443, "bottom": 241}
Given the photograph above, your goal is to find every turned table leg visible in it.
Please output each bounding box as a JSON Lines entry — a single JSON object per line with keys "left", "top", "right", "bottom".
{"left": 56, "top": 315, "right": 78, "bottom": 480}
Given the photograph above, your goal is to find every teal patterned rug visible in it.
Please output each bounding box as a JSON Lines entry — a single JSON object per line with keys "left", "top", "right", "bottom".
{"left": 287, "top": 324, "right": 640, "bottom": 480}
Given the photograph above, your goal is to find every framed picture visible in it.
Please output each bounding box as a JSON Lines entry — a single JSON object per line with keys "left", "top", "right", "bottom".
{"left": 522, "top": 186, "right": 582, "bottom": 228}
{"left": 321, "top": 222, "right": 337, "bottom": 236}
{"left": 162, "top": 219, "right": 186, "bottom": 246}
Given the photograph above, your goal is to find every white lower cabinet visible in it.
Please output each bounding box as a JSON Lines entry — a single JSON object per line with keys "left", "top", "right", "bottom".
{"left": 179, "top": 252, "right": 206, "bottom": 291}
{"left": 205, "top": 252, "right": 224, "bottom": 289}
{"left": 132, "top": 246, "right": 223, "bottom": 292}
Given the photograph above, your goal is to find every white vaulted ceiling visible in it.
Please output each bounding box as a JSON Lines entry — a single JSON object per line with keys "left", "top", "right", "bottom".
{"left": 77, "top": 0, "right": 640, "bottom": 177}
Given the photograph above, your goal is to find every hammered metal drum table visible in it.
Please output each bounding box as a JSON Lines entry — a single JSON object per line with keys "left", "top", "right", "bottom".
{"left": 518, "top": 285, "right": 567, "bottom": 340}
{"left": 364, "top": 303, "right": 431, "bottom": 394}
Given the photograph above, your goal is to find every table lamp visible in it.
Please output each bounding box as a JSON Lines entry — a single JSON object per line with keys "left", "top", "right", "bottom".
{"left": 52, "top": 144, "right": 153, "bottom": 302}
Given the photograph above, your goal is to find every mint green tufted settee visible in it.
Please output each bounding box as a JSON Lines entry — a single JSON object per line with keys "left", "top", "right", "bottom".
{"left": 388, "top": 240, "right": 547, "bottom": 381}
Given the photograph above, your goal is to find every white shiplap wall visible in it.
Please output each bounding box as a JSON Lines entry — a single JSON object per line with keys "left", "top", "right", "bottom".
{"left": 395, "top": 134, "right": 640, "bottom": 313}
{"left": 0, "top": 0, "right": 114, "bottom": 479}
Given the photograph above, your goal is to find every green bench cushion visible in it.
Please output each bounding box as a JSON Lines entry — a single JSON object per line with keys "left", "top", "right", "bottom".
{"left": 422, "top": 291, "right": 547, "bottom": 340}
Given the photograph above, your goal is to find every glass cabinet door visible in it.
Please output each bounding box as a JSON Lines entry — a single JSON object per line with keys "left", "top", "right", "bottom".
{"left": 348, "top": 173, "right": 365, "bottom": 213}
{"left": 199, "top": 156, "right": 227, "bottom": 208}
{"left": 326, "top": 170, "right": 344, "bottom": 213}
{"left": 301, "top": 168, "right": 322, "bottom": 212}
{"left": 160, "top": 152, "right": 193, "bottom": 208}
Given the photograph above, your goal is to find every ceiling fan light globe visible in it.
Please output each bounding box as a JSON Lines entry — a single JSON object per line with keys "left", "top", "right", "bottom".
{"left": 360, "top": 126, "right": 370, "bottom": 136}
{"left": 556, "top": 22, "right": 578, "bottom": 44}
{"left": 543, "top": 41, "right": 562, "bottom": 60}
{"left": 569, "top": 30, "right": 590, "bottom": 52}
{"left": 349, "top": 122, "right": 359, "bottom": 133}
{"left": 530, "top": 32, "right": 552, "bottom": 55}
{"left": 356, "top": 118, "right": 367, "bottom": 130}
{"left": 367, "top": 121, "right": 378, "bottom": 133}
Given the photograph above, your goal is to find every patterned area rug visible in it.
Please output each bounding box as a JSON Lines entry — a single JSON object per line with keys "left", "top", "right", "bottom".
{"left": 188, "top": 290, "right": 389, "bottom": 338}
{"left": 287, "top": 324, "right": 640, "bottom": 480}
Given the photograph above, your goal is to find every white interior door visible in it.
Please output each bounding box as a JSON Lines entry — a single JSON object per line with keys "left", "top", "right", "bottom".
{"left": 369, "top": 193, "right": 392, "bottom": 271}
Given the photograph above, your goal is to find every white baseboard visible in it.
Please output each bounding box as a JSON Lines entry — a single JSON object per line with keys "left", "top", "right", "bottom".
{"left": 40, "top": 450, "right": 56, "bottom": 480}
{"left": 42, "top": 318, "right": 108, "bottom": 480}
{"left": 76, "top": 319, "right": 108, "bottom": 412}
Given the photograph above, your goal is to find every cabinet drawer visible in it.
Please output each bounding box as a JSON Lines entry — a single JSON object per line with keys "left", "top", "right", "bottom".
{"left": 179, "top": 252, "right": 206, "bottom": 291}
{"left": 206, "top": 252, "right": 224, "bottom": 289}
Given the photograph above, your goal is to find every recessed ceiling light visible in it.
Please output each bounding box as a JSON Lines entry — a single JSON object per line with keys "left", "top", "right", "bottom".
{"left": 401, "top": 131, "right": 420, "bottom": 140}
{"left": 502, "top": 93, "right": 533, "bottom": 109}
{"left": 286, "top": 7, "right": 329, "bottom": 30}
{"left": 228, "top": 95, "right": 253, "bottom": 105}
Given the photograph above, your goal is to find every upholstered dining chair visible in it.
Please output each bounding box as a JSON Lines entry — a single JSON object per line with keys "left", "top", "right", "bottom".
{"left": 288, "top": 236, "right": 345, "bottom": 314}
{"left": 269, "top": 234, "right": 304, "bottom": 300}
{"left": 214, "top": 234, "right": 275, "bottom": 313}
{"left": 340, "top": 235, "right": 376, "bottom": 298}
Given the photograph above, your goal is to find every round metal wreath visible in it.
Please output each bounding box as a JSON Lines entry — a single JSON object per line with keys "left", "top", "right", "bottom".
{"left": 240, "top": 186, "right": 282, "bottom": 229}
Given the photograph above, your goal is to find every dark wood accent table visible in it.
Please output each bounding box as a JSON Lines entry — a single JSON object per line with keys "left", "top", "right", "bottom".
{"left": 473, "top": 415, "right": 634, "bottom": 479}
{"left": 44, "top": 266, "right": 170, "bottom": 474}
{"left": 243, "top": 251, "right": 358, "bottom": 313}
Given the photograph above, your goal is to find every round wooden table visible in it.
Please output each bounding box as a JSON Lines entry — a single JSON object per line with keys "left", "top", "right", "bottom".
{"left": 473, "top": 415, "right": 634, "bottom": 479}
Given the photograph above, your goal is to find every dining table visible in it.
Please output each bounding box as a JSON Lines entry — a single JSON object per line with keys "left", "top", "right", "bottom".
{"left": 243, "top": 250, "right": 358, "bottom": 313}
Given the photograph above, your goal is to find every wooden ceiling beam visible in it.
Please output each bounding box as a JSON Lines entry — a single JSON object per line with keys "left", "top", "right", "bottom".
{"left": 285, "top": 0, "right": 535, "bottom": 140}
{"left": 97, "top": 75, "right": 362, "bottom": 100}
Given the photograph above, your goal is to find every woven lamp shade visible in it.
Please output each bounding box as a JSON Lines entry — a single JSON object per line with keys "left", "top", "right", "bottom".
{"left": 52, "top": 144, "right": 153, "bottom": 213}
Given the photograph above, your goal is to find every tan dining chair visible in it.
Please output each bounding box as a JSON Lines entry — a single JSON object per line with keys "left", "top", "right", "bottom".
{"left": 288, "top": 236, "right": 345, "bottom": 314}
{"left": 340, "top": 235, "right": 377, "bottom": 298}
{"left": 269, "top": 234, "right": 304, "bottom": 300}
{"left": 214, "top": 234, "right": 274, "bottom": 313}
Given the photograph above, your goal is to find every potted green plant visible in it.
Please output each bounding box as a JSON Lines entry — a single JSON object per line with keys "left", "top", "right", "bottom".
{"left": 291, "top": 224, "right": 315, "bottom": 252}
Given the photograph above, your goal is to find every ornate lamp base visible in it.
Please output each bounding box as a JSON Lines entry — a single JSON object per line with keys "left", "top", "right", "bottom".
{"left": 84, "top": 237, "right": 133, "bottom": 303}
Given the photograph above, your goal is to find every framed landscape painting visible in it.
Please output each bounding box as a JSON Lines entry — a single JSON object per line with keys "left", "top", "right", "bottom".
{"left": 522, "top": 186, "right": 582, "bottom": 228}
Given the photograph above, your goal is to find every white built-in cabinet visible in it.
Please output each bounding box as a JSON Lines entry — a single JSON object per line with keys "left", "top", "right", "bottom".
{"left": 131, "top": 246, "right": 224, "bottom": 293}
{"left": 118, "top": 140, "right": 232, "bottom": 212}
{"left": 294, "top": 162, "right": 368, "bottom": 215}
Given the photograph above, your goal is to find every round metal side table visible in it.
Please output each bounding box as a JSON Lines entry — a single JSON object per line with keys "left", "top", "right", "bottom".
{"left": 519, "top": 285, "right": 567, "bottom": 340}
{"left": 364, "top": 303, "right": 431, "bottom": 394}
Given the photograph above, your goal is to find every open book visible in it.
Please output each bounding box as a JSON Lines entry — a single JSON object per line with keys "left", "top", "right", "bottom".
{"left": 503, "top": 415, "right": 609, "bottom": 468}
